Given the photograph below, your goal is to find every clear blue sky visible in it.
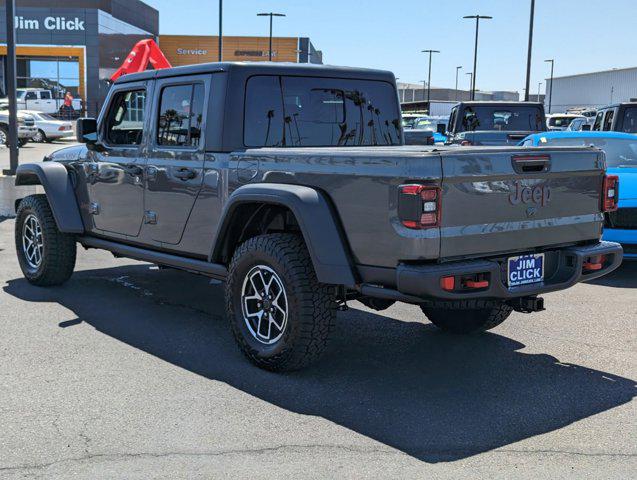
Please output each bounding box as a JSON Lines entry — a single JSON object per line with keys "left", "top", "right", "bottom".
{"left": 145, "top": 0, "right": 636, "bottom": 94}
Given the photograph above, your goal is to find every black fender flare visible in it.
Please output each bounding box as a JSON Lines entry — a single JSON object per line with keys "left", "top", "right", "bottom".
{"left": 212, "top": 183, "right": 357, "bottom": 287}
{"left": 15, "top": 162, "right": 84, "bottom": 234}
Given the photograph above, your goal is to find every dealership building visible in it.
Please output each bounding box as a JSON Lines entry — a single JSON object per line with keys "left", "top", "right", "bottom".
{"left": 0, "top": 0, "right": 322, "bottom": 116}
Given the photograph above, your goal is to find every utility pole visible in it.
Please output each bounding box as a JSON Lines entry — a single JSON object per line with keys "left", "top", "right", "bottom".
{"left": 218, "top": 0, "right": 223, "bottom": 61}
{"left": 455, "top": 66, "right": 462, "bottom": 101}
{"left": 524, "top": 0, "right": 535, "bottom": 101}
{"left": 421, "top": 49, "right": 440, "bottom": 107}
{"left": 257, "top": 12, "right": 286, "bottom": 61}
{"left": 545, "top": 59, "right": 554, "bottom": 113}
{"left": 463, "top": 15, "right": 492, "bottom": 100}
{"left": 3, "top": 0, "right": 19, "bottom": 175}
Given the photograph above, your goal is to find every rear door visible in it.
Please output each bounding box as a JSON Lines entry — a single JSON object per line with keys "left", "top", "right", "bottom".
{"left": 143, "top": 75, "right": 210, "bottom": 245}
{"left": 439, "top": 147, "right": 604, "bottom": 259}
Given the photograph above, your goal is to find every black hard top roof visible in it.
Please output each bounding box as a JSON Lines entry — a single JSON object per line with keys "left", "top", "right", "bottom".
{"left": 456, "top": 101, "right": 544, "bottom": 107}
{"left": 116, "top": 62, "right": 396, "bottom": 84}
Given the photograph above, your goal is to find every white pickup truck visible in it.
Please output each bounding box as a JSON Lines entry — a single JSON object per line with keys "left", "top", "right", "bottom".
{"left": 0, "top": 89, "right": 82, "bottom": 115}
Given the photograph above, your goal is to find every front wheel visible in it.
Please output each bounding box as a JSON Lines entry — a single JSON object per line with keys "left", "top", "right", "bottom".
{"left": 18, "top": 138, "right": 28, "bottom": 147}
{"left": 225, "top": 233, "right": 336, "bottom": 371}
{"left": 421, "top": 301, "right": 512, "bottom": 334}
{"left": 15, "top": 195, "right": 77, "bottom": 286}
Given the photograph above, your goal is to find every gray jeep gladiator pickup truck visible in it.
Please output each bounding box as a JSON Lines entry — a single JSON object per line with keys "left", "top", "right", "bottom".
{"left": 446, "top": 101, "right": 547, "bottom": 146}
{"left": 13, "top": 63, "right": 623, "bottom": 371}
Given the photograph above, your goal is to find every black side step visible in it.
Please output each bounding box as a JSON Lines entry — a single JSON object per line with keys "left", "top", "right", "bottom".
{"left": 78, "top": 236, "right": 227, "bottom": 280}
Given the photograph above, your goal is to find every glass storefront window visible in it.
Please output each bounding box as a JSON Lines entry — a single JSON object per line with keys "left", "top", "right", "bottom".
{"left": 15, "top": 55, "right": 81, "bottom": 101}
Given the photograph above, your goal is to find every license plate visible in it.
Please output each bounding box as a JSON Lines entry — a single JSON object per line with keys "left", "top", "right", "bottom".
{"left": 507, "top": 253, "right": 545, "bottom": 287}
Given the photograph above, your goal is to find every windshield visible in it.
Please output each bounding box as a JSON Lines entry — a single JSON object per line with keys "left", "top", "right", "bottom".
{"left": 549, "top": 116, "right": 577, "bottom": 127}
{"left": 401, "top": 116, "right": 419, "bottom": 128}
{"left": 16, "top": 90, "right": 26, "bottom": 100}
{"left": 460, "top": 105, "right": 544, "bottom": 132}
{"left": 37, "top": 113, "right": 57, "bottom": 121}
{"left": 541, "top": 136, "right": 637, "bottom": 167}
{"left": 414, "top": 118, "right": 438, "bottom": 132}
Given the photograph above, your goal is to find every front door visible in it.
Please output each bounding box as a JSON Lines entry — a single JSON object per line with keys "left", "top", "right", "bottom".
{"left": 86, "top": 83, "right": 150, "bottom": 238}
{"left": 143, "top": 76, "right": 210, "bottom": 245}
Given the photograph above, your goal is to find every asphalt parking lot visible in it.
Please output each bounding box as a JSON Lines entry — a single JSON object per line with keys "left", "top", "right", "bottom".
{"left": 0, "top": 145, "right": 636, "bottom": 479}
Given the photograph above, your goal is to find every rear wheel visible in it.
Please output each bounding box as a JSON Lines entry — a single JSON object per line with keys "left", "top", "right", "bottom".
{"left": 15, "top": 195, "right": 77, "bottom": 286}
{"left": 421, "top": 301, "right": 512, "bottom": 334}
{"left": 33, "top": 129, "right": 47, "bottom": 143}
{"left": 225, "top": 233, "right": 336, "bottom": 371}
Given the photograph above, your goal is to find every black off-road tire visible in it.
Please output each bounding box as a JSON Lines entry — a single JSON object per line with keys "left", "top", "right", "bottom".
{"left": 225, "top": 233, "right": 336, "bottom": 372}
{"left": 15, "top": 195, "right": 76, "bottom": 286}
{"left": 421, "top": 300, "right": 513, "bottom": 334}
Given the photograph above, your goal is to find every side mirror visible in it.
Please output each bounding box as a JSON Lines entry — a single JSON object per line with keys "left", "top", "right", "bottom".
{"left": 436, "top": 123, "right": 447, "bottom": 135}
{"left": 581, "top": 124, "right": 591, "bottom": 131}
{"left": 76, "top": 117, "right": 97, "bottom": 143}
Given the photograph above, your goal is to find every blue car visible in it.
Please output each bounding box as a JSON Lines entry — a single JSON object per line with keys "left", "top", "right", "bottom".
{"left": 521, "top": 131, "right": 637, "bottom": 260}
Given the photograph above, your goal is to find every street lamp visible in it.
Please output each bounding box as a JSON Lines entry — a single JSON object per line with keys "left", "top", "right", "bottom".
{"left": 524, "top": 0, "right": 535, "bottom": 101}
{"left": 455, "top": 66, "right": 463, "bottom": 101}
{"left": 218, "top": 0, "right": 223, "bottom": 61}
{"left": 257, "top": 12, "right": 286, "bottom": 61}
{"left": 463, "top": 14, "right": 492, "bottom": 100}
{"left": 421, "top": 49, "right": 440, "bottom": 106}
{"left": 466, "top": 72, "right": 473, "bottom": 98}
{"left": 545, "top": 59, "right": 554, "bottom": 113}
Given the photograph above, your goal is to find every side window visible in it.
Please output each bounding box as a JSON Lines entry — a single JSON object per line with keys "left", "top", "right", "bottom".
{"left": 244, "top": 76, "right": 285, "bottom": 147}
{"left": 448, "top": 107, "right": 457, "bottom": 133}
{"left": 602, "top": 110, "right": 614, "bottom": 131}
{"left": 157, "top": 83, "right": 205, "bottom": 147}
{"left": 104, "top": 89, "right": 146, "bottom": 146}
{"left": 592, "top": 111, "right": 604, "bottom": 131}
{"left": 40, "top": 91, "right": 52, "bottom": 99}
{"left": 25, "top": 91, "right": 37, "bottom": 100}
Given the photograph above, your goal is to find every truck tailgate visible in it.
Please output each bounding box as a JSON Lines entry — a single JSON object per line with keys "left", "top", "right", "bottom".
{"left": 439, "top": 147, "right": 605, "bottom": 259}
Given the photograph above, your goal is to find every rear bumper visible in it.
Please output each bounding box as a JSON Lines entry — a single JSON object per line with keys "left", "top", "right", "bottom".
{"left": 392, "top": 241, "right": 623, "bottom": 301}
{"left": 603, "top": 229, "right": 637, "bottom": 259}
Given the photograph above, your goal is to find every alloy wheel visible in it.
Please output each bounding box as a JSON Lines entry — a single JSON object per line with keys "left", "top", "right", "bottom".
{"left": 240, "top": 265, "right": 288, "bottom": 345}
{"left": 22, "top": 214, "right": 44, "bottom": 269}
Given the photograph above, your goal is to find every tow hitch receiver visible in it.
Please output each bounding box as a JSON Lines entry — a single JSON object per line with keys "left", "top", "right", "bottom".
{"left": 509, "top": 296, "right": 545, "bottom": 313}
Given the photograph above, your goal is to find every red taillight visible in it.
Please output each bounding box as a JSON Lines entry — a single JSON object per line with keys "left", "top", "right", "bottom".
{"left": 398, "top": 184, "right": 441, "bottom": 229}
{"left": 602, "top": 175, "right": 619, "bottom": 212}
{"left": 58, "top": 126, "right": 66, "bottom": 131}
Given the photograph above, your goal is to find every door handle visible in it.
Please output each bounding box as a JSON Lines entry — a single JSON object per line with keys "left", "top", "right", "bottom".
{"left": 174, "top": 167, "right": 197, "bottom": 180}
{"left": 124, "top": 163, "right": 144, "bottom": 176}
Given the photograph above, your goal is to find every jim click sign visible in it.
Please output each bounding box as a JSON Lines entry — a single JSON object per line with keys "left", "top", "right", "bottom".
{"left": 15, "top": 16, "right": 85, "bottom": 31}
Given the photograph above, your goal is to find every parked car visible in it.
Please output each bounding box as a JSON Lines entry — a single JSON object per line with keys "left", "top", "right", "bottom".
{"left": 546, "top": 113, "right": 585, "bottom": 131}
{"left": 446, "top": 101, "right": 547, "bottom": 146}
{"left": 21, "top": 110, "right": 74, "bottom": 143}
{"left": 401, "top": 113, "right": 422, "bottom": 129}
{"left": 592, "top": 102, "right": 637, "bottom": 133}
{"left": 0, "top": 88, "right": 82, "bottom": 116}
{"left": 13, "top": 62, "right": 622, "bottom": 371}
{"left": 520, "top": 131, "right": 637, "bottom": 259}
{"left": 413, "top": 116, "right": 448, "bottom": 143}
{"left": 566, "top": 117, "right": 591, "bottom": 131}
{"left": 0, "top": 110, "right": 37, "bottom": 147}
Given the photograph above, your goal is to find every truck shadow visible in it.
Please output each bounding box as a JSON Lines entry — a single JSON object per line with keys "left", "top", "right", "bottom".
{"left": 4, "top": 265, "right": 636, "bottom": 463}
{"left": 587, "top": 261, "right": 637, "bottom": 288}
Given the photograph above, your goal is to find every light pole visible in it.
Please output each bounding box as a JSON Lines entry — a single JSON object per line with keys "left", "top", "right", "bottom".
{"left": 545, "top": 59, "right": 554, "bottom": 113}
{"left": 466, "top": 72, "right": 473, "bottom": 97}
{"left": 421, "top": 49, "right": 440, "bottom": 107}
{"left": 455, "top": 66, "right": 462, "bottom": 101}
{"left": 218, "top": 0, "right": 223, "bottom": 61}
{"left": 257, "top": 12, "right": 286, "bottom": 61}
{"left": 3, "top": 0, "right": 18, "bottom": 175}
{"left": 463, "top": 15, "right": 492, "bottom": 100}
{"left": 524, "top": 0, "right": 535, "bottom": 101}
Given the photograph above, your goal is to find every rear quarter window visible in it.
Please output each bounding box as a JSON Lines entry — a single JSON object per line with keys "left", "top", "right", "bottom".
{"left": 244, "top": 75, "right": 402, "bottom": 147}
{"left": 459, "top": 105, "right": 544, "bottom": 132}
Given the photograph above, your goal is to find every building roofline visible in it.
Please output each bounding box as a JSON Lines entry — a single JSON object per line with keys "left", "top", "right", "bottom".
{"left": 549, "top": 66, "right": 637, "bottom": 81}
